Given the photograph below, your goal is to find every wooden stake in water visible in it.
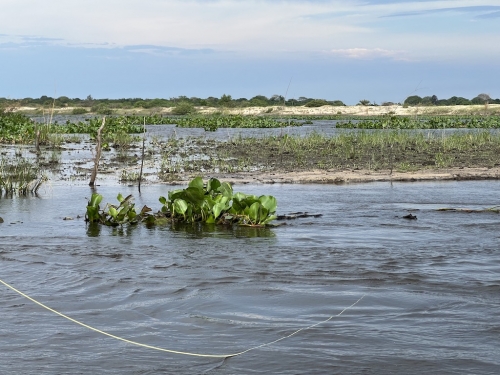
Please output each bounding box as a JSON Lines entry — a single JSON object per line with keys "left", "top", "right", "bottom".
{"left": 138, "top": 117, "right": 146, "bottom": 193}
{"left": 89, "top": 117, "right": 106, "bottom": 187}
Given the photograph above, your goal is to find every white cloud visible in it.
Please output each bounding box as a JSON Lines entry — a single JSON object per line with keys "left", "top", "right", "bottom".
{"left": 0, "top": 0, "right": 498, "bottom": 61}
{"left": 326, "top": 48, "right": 410, "bottom": 61}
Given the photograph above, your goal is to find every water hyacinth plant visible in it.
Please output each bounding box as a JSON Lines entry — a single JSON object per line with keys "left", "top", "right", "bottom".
{"left": 86, "top": 177, "right": 278, "bottom": 228}
{"left": 160, "top": 177, "right": 277, "bottom": 225}
{"left": 86, "top": 192, "right": 154, "bottom": 226}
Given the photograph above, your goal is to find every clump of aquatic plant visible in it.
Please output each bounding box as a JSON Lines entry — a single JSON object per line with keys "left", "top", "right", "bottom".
{"left": 120, "top": 169, "right": 141, "bottom": 182}
{"left": 173, "top": 115, "right": 302, "bottom": 131}
{"left": 0, "top": 157, "right": 46, "bottom": 195}
{"left": 62, "top": 117, "right": 143, "bottom": 137}
{"left": 86, "top": 177, "right": 278, "bottom": 228}
{"left": 0, "top": 110, "right": 36, "bottom": 143}
{"left": 86, "top": 193, "right": 154, "bottom": 226}
{"left": 160, "top": 177, "right": 277, "bottom": 226}
{"left": 336, "top": 115, "right": 500, "bottom": 130}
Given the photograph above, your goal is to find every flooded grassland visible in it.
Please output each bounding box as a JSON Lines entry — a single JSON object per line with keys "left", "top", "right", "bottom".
{"left": 1, "top": 114, "right": 500, "bottom": 374}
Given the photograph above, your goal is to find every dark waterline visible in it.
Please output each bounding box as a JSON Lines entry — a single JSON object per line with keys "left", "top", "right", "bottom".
{"left": 1, "top": 181, "right": 499, "bottom": 374}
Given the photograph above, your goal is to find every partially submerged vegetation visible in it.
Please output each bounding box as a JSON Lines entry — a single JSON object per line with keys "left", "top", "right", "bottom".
{"left": 158, "top": 131, "right": 500, "bottom": 179}
{"left": 2, "top": 106, "right": 500, "bottom": 187}
{"left": 86, "top": 177, "right": 278, "bottom": 227}
{"left": 174, "top": 114, "right": 302, "bottom": 131}
{"left": 336, "top": 116, "right": 500, "bottom": 129}
{"left": 0, "top": 157, "right": 46, "bottom": 195}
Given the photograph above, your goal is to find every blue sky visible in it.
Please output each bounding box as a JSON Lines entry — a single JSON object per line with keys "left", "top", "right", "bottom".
{"left": 1, "top": 0, "right": 499, "bottom": 104}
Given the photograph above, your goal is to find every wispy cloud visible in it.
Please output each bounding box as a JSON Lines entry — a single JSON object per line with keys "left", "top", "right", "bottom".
{"left": 476, "top": 10, "right": 500, "bottom": 18}
{"left": 123, "top": 44, "right": 217, "bottom": 56}
{"left": 325, "top": 47, "right": 410, "bottom": 61}
{"left": 0, "top": 1, "right": 499, "bottom": 62}
{"left": 384, "top": 5, "right": 500, "bottom": 18}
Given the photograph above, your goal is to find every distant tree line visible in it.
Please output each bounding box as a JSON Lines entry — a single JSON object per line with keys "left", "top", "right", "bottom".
{"left": 403, "top": 93, "right": 499, "bottom": 106}
{"left": 0, "top": 94, "right": 345, "bottom": 110}
{"left": 1, "top": 93, "right": 498, "bottom": 110}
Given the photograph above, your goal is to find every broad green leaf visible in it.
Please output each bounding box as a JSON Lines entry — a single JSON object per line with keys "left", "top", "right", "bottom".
{"left": 184, "top": 186, "right": 205, "bottom": 206}
{"left": 159, "top": 196, "right": 167, "bottom": 205}
{"left": 90, "top": 193, "right": 103, "bottom": 207}
{"left": 206, "top": 178, "right": 221, "bottom": 193}
{"left": 188, "top": 176, "right": 204, "bottom": 190}
{"left": 117, "top": 193, "right": 124, "bottom": 203}
{"left": 206, "top": 214, "right": 215, "bottom": 224}
{"left": 242, "top": 195, "right": 259, "bottom": 209}
{"left": 259, "top": 195, "right": 277, "bottom": 213}
{"left": 212, "top": 202, "right": 226, "bottom": 219}
{"left": 247, "top": 202, "right": 261, "bottom": 223}
{"left": 217, "top": 182, "right": 233, "bottom": 198}
{"left": 127, "top": 209, "right": 137, "bottom": 221}
{"left": 168, "top": 189, "right": 183, "bottom": 201}
{"left": 173, "top": 199, "right": 188, "bottom": 215}
{"left": 108, "top": 206, "right": 118, "bottom": 218}
{"left": 233, "top": 192, "right": 247, "bottom": 203}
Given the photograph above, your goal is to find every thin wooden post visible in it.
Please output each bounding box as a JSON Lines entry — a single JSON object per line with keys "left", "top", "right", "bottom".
{"left": 89, "top": 117, "right": 106, "bottom": 187}
{"left": 138, "top": 117, "right": 146, "bottom": 193}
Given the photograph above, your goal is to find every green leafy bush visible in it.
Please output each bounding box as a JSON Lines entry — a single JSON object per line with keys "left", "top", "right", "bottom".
{"left": 171, "top": 102, "right": 196, "bottom": 115}
{"left": 91, "top": 104, "right": 114, "bottom": 115}
{"left": 305, "top": 99, "right": 330, "bottom": 108}
{"left": 72, "top": 107, "right": 88, "bottom": 115}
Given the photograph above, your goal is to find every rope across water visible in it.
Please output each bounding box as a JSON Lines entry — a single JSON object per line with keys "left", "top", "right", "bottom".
{"left": 0, "top": 278, "right": 364, "bottom": 358}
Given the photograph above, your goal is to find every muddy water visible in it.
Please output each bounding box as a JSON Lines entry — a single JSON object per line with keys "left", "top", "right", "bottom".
{"left": 1, "top": 181, "right": 499, "bottom": 374}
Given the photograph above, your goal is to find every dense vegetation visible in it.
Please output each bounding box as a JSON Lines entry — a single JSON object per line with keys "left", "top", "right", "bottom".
{"left": 174, "top": 115, "right": 302, "bottom": 131}
{"left": 336, "top": 116, "right": 500, "bottom": 129}
{"left": 0, "top": 94, "right": 345, "bottom": 110}
{"left": 1, "top": 93, "right": 498, "bottom": 112}
{"left": 403, "top": 94, "right": 499, "bottom": 106}
{"left": 86, "top": 177, "right": 278, "bottom": 227}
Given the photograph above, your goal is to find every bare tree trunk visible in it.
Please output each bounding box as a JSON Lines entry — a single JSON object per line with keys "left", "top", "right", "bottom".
{"left": 89, "top": 118, "right": 106, "bottom": 187}
{"left": 138, "top": 117, "right": 146, "bottom": 193}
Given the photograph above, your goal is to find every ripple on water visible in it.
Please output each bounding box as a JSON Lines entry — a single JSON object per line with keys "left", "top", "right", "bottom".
{"left": 1, "top": 180, "right": 500, "bottom": 374}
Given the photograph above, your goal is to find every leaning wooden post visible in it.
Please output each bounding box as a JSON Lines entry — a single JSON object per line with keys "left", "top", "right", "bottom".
{"left": 138, "top": 116, "right": 146, "bottom": 193}
{"left": 35, "top": 127, "right": 41, "bottom": 154}
{"left": 89, "top": 117, "right": 106, "bottom": 187}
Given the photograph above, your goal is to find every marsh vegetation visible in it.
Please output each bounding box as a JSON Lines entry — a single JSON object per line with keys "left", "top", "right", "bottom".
{"left": 2, "top": 108, "right": 500, "bottom": 187}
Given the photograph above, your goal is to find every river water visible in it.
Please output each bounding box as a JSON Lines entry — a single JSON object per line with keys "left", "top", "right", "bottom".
{"left": 1, "top": 180, "right": 499, "bottom": 374}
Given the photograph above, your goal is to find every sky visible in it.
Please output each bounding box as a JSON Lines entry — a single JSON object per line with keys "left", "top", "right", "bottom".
{"left": 1, "top": 0, "right": 499, "bottom": 104}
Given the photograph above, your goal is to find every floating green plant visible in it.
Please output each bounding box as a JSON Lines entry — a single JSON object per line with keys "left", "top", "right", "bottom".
{"left": 86, "top": 192, "right": 154, "bottom": 226}
{"left": 173, "top": 115, "right": 302, "bottom": 131}
{"left": 86, "top": 177, "right": 278, "bottom": 228}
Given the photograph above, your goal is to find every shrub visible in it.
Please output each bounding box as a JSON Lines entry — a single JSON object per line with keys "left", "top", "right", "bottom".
{"left": 91, "top": 104, "right": 114, "bottom": 115}
{"left": 171, "top": 102, "right": 196, "bottom": 115}
{"left": 72, "top": 107, "right": 88, "bottom": 115}
{"left": 305, "top": 99, "right": 330, "bottom": 108}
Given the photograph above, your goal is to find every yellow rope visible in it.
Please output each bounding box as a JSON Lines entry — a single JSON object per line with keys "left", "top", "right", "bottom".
{"left": 0, "top": 278, "right": 364, "bottom": 358}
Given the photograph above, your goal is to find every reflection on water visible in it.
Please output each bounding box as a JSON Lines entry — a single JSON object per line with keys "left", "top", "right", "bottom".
{"left": 1, "top": 180, "right": 500, "bottom": 374}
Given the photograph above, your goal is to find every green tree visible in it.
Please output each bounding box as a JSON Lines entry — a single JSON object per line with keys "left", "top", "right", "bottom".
{"left": 219, "top": 94, "right": 233, "bottom": 107}
{"left": 404, "top": 95, "right": 422, "bottom": 106}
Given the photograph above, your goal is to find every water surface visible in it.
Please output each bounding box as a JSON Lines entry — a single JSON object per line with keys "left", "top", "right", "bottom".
{"left": 1, "top": 181, "right": 499, "bottom": 374}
